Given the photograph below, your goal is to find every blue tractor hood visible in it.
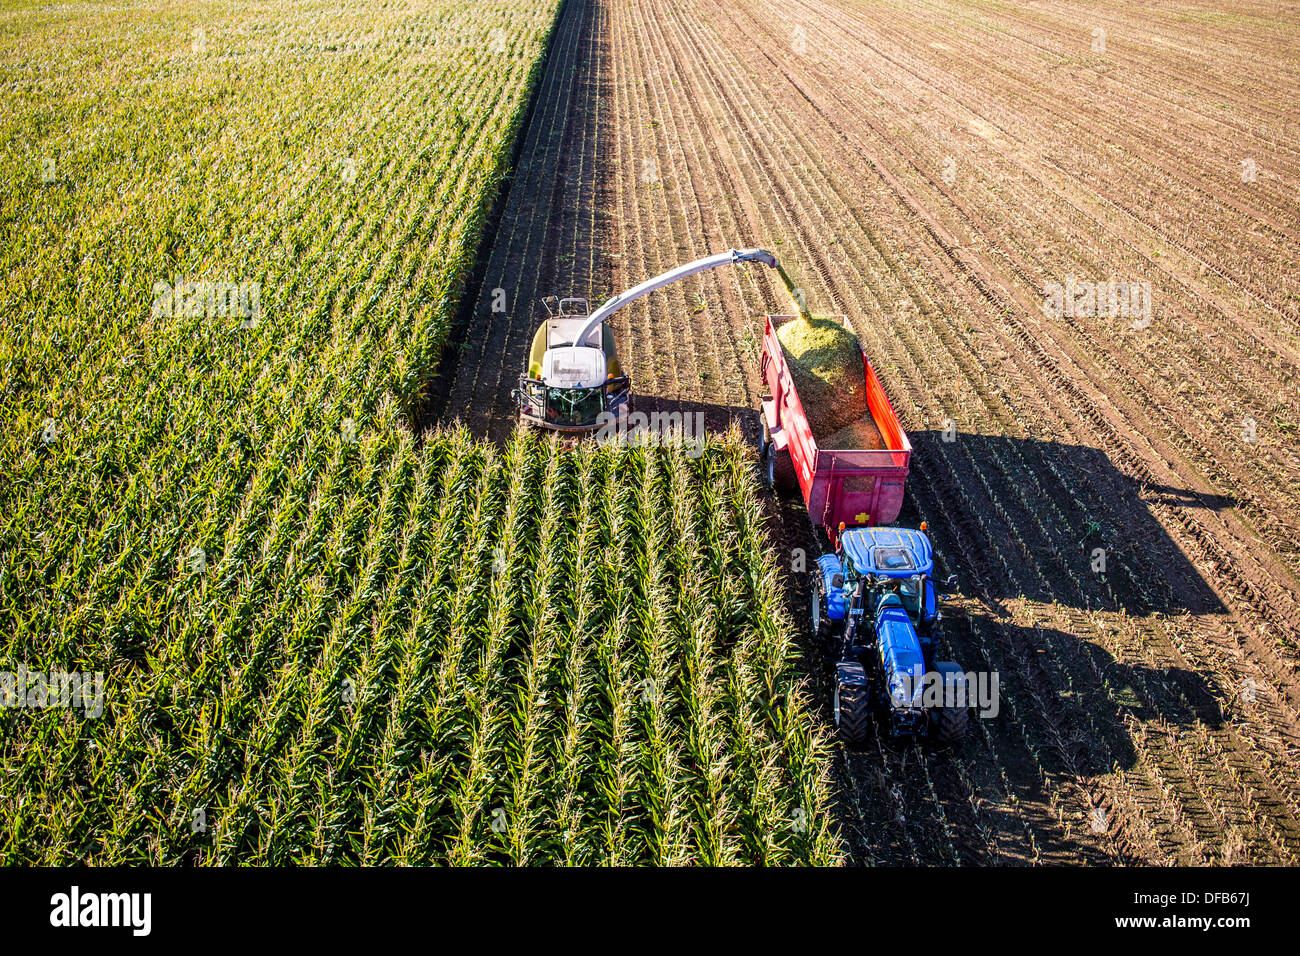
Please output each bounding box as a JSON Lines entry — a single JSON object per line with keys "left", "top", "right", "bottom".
{"left": 876, "top": 593, "right": 926, "bottom": 708}
{"left": 841, "top": 527, "right": 934, "bottom": 579}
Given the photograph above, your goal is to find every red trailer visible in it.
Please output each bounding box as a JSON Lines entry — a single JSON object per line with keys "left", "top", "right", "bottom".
{"left": 758, "top": 314, "right": 911, "bottom": 545}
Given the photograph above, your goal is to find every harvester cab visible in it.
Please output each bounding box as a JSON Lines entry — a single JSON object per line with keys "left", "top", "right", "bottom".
{"left": 812, "top": 527, "right": 971, "bottom": 746}
{"left": 514, "top": 296, "right": 632, "bottom": 432}
{"left": 514, "top": 248, "right": 779, "bottom": 432}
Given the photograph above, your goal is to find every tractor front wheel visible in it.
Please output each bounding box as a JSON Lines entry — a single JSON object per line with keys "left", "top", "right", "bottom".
{"left": 834, "top": 681, "right": 870, "bottom": 746}
{"left": 929, "top": 704, "right": 969, "bottom": 746}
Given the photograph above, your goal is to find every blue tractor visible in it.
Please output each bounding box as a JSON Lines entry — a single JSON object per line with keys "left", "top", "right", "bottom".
{"left": 811, "top": 527, "right": 971, "bottom": 746}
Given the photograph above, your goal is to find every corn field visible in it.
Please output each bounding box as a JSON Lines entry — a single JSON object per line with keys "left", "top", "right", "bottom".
{"left": 3, "top": 429, "right": 838, "bottom": 864}
{"left": 0, "top": 0, "right": 839, "bottom": 865}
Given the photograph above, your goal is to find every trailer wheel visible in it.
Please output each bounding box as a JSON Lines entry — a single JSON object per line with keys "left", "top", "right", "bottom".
{"left": 929, "top": 703, "right": 969, "bottom": 746}
{"left": 760, "top": 420, "right": 775, "bottom": 487}
{"left": 773, "top": 446, "right": 797, "bottom": 494}
{"left": 759, "top": 419, "right": 796, "bottom": 495}
{"left": 834, "top": 681, "right": 870, "bottom": 746}
{"left": 762, "top": 439, "right": 797, "bottom": 497}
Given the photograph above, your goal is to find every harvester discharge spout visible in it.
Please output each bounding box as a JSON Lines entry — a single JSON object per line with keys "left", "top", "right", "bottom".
{"left": 572, "top": 247, "right": 778, "bottom": 347}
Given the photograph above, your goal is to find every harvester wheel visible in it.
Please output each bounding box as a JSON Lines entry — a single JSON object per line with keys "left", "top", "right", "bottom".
{"left": 834, "top": 681, "right": 870, "bottom": 746}
{"left": 930, "top": 703, "right": 969, "bottom": 747}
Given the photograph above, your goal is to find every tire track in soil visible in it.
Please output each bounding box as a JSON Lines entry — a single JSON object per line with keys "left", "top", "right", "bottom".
{"left": 442, "top": 0, "right": 1300, "bottom": 864}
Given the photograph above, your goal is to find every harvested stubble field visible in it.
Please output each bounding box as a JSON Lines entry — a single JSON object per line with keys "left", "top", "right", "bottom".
{"left": 0, "top": 0, "right": 837, "bottom": 864}
{"left": 445, "top": 0, "right": 1300, "bottom": 864}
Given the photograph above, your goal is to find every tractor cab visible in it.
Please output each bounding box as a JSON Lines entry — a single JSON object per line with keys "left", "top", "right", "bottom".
{"left": 838, "top": 527, "right": 939, "bottom": 633}
{"left": 514, "top": 296, "right": 631, "bottom": 431}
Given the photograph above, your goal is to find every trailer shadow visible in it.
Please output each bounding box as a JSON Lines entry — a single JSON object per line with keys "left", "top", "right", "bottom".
{"left": 747, "top": 420, "right": 1229, "bottom": 617}
{"left": 900, "top": 430, "right": 1230, "bottom": 618}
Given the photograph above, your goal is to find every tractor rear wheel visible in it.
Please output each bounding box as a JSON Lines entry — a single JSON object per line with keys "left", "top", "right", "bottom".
{"left": 929, "top": 704, "right": 969, "bottom": 746}
{"left": 834, "top": 681, "right": 870, "bottom": 746}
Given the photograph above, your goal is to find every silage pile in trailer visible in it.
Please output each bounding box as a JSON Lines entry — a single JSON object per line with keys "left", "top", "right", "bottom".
{"left": 775, "top": 317, "right": 881, "bottom": 448}
{"left": 819, "top": 414, "right": 885, "bottom": 451}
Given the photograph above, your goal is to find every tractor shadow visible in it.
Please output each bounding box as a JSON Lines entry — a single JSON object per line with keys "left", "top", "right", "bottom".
{"left": 762, "top": 429, "right": 1237, "bottom": 863}
{"left": 820, "top": 608, "right": 1228, "bottom": 866}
